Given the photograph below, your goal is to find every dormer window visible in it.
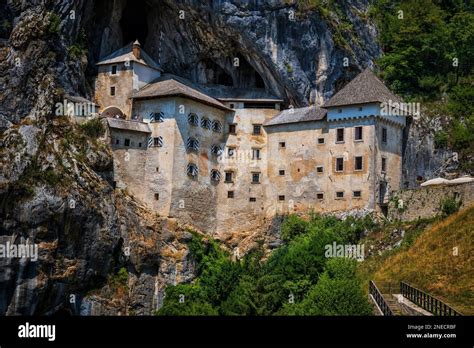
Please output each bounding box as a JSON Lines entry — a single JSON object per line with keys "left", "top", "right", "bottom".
{"left": 188, "top": 113, "right": 199, "bottom": 126}
{"left": 186, "top": 137, "right": 200, "bottom": 152}
{"left": 111, "top": 65, "right": 118, "bottom": 75}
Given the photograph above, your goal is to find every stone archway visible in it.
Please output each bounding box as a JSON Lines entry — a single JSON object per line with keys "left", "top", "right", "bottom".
{"left": 101, "top": 106, "right": 125, "bottom": 119}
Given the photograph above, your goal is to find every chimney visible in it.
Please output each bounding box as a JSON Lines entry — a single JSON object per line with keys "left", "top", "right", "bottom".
{"left": 132, "top": 40, "right": 141, "bottom": 60}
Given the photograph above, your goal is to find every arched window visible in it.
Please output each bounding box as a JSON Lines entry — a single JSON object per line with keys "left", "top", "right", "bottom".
{"left": 210, "top": 169, "right": 221, "bottom": 183}
{"left": 201, "top": 117, "right": 211, "bottom": 130}
{"left": 186, "top": 137, "right": 200, "bottom": 152}
{"left": 150, "top": 112, "right": 164, "bottom": 122}
{"left": 187, "top": 163, "right": 198, "bottom": 178}
{"left": 188, "top": 113, "right": 199, "bottom": 126}
{"left": 211, "top": 144, "right": 223, "bottom": 156}
{"left": 212, "top": 120, "right": 222, "bottom": 133}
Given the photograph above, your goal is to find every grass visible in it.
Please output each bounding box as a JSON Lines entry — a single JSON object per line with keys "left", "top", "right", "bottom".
{"left": 358, "top": 206, "right": 474, "bottom": 315}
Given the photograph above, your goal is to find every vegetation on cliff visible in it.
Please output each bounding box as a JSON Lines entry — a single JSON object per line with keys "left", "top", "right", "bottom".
{"left": 157, "top": 214, "right": 374, "bottom": 316}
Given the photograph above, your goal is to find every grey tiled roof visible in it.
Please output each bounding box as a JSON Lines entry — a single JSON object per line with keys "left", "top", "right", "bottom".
{"left": 264, "top": 106, "right": 327, "bottom": 126}
{"left": 107, "top": 118, "right": 151, "bottom": 133}
{"left": 131, "top": 74, "right": 231, "bottom": 111}
{"left": 96, "top": 42, "right": 161, "bottom": 71}
{"left": 323, "top": 68, "right": 403, "bottom": 108}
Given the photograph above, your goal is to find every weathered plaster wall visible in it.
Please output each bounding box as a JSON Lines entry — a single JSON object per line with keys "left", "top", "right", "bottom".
{"left": 388, "top": 182, "right": 474, "bottom": 221}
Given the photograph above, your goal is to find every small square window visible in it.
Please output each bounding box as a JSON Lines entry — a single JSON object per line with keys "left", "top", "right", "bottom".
{"left": 252, "top": 173, "right": 260, "bottom": 184}
{"left": 227, "top": 191, "right": 234, "bottom": 198}
{"left": 318, "top": 138, "right": 325, "bottom": 144}
{"left": 338, "top": 109, "right": 342, "bottom": 113}
{"left": 358, "top": 106, "right": 363, "bottom": 111}
{"left": 249, "top": 197, "right": 256, "bottom": 202}
{"left": 229, "top": 124, "right": 236, "bottom": 134}
{"left": 279, "top": 142, "right": 286, "bottom": 148}
{"left": 230, "top": 103, "right": 235, "bottom": 109}
{"left": 335, "top": 157, "right": 344, "bottom": 172}
{"left": 381, "top": 157, "right": 387, "bottom": 173}
{"left": 336, "top": 191, "right": 344, "bottom": 199}
{"left": 355, "top": 126, "right": 363, "bottom": 141}
{"left": 225, "top": 172, "right": 233, "bottom": 183}
{"left": 124, "top": 138, "right": 130, "bottom": 147}
{"left": 336, "top": 128, "right": 344, "bottom": 142}
{"left": 317, "top": 166, "right": 324, "bottom": 173}
{"left": 138, "top": 142, "right": 142, "bottom": 148}
{"left": 278, "top": 195, "right": 285, "bottom": 201}
{"left": 353, "top": 190, "right": 361, "bottom": 198}
{"left": 110, "top": 86, "right": 116, "bottom": 96}
{"left": 382, "top": 127, "right": 388, "bottom": 143}
{"left": 228, "top": 147, "right": 235, "bottom": 157}
{"left": 279, "top": 170, "right": 285, "bottom": 176}
{"left": 355, "top": 156, "right": 363, "bottom": 171}
{"left": 154, "top": 193, "right": 159, "bottom": 200}
{"left": 253, "top": 124, "right": 262, "bottom": 135}
{"left": 317, "top": 193, "right": 324, "bottom": 200}
{"left": 111, "top": 65, "right": 117, "bottom": 75}
{"left": 115, "top": 139, "right": 120, "bottom": 145}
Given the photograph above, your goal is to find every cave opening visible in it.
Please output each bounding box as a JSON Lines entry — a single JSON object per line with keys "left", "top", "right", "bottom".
{"left": 235, "top": 54, "right": 266, "bottom": 89}
{"left": 120, "top": 0, "right": 149, "bottom": 45}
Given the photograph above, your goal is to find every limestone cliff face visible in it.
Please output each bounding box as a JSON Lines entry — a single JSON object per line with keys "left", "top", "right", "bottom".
{"left": 0, "top": 0, "right": 459, "bottom": 315}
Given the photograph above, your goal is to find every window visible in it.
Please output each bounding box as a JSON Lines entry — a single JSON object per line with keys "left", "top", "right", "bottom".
{"left": 211, "top": 144, "right": 223, "bottom": 156}
{"left": 227, "top": 191, "right": 234, "bottom": 198}
{"left": 335, "top": 157, "right": 344, "bottom": 172}
{"left": 317, "top": 193, "right": 324, "bottom": 200}
{"left": 336, "top": 191, "right": 344, "bottom": 199}
{"left": 249, "top": 197, "right": 256, "bottom": 202}
{"left": 111, "top": 65, "right": 117, "bottom": 75}
{"left": 317, "top": 166, "right": 324, "bottom": 173}
{"left": 318, "top": 137, "right": 325, "bottom": 144}
{"left": 336, "top": 128, "right": 344, "bottom": 143}
{"left": 353, "top": 190, "right": 362, "bottom": 198}
{"left": 355, "top": 126, "right": 363, "bottom": 141}
{"left": 227, "top": 147, "right": 235, "bottom": 157}
{"left": 230, "top": 103, "right": 235, "bottom": 109}
{"left": 187, "top": 163, "right": 198, "bottom": 178}
{"left": 212, "top": 120, "right": 222, "bottom": 133}
{"left": 210, "top": 169, "right": 221, "bottom": 183}
{"left": 110, "top": 86, "right": 116, "bottom": 96}
{"left": 150, "top": 112, "right": 164, "bottom": 122}
{"left": 201, "top": 117, "right": 211, "bottom": 130}
{"left": 279, "top": 170, "right": 285, "bottom": 176}
{"left": 229, "top": 124, "right": 236, "bottom": 134}
{"left": 358, "top": 106, "right": 363, "bottom": 111}
{"left": 279, "top": 142, "right": 286, "bottom": 148}
{"left": 354, "top": 156, "right": 363, "bottom": 171}
{"left": 115, "top": 139, "right": 120, "bottom": 145}
{"left": 382, "top": 127, "right": 387, "bottom": 143}
{"left": 252, "top": 148, "right": 261, "bottom": 160}
{"left": 138, "top": 142, "right": 142, "bottom": 148}
{"left": 381, "top": 157, "right": 387, "bottom": 173}
{"left": 278, "top": 195, "right": 285, "bottom": 201}
{"left": 154, "top": 193, "right": 159, "bottom": 200}
{"left": 225, "top": 171, "right": 233, "bottom": 183}
{"left": 186, "top": 137, "right": 199, "bottom": 152}
{"left": 253, "top": 124, "right": 262, "bottom": 135}
{"left": 188, "top": 113, "right": 199, "bottom": 126}
{"left": 338, "top": 109, "right": 342, "bottom": 113}
{"left": 124, "top": 138, "right": 130, "bottom": 147}
{"left": 252, "top": 172, "right": 260, "bottom": 184}
{"left": 153, "top": 136, "right": 163, "bottom": 147}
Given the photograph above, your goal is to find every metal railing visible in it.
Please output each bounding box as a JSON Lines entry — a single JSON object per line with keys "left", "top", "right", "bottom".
{"left": 369, "top": 280, "right": 394, "bottom": 316}
{"left": 400, "top": 281, "right": 462, "bottom": 316}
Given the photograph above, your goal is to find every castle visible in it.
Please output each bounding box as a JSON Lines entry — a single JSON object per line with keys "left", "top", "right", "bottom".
{"left": 94, "top": 41, "right": 406, "bottom": 237}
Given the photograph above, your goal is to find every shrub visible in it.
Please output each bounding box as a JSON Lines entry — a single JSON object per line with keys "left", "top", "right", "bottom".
{"left": 440, "top": 197, "right": 461, "bottom": 216}
{"left": 48, "top": 13, "right": 61, "bottom": 34}
{"left": 281, "top": 214, "right": 308, "bottom": 241}
{"left": 79, "top": 118, "right": 105, "bottom": 138}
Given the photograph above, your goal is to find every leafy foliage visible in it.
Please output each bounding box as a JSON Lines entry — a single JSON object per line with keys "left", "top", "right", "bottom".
{"left": 79, "top": 118, "right": 105, "bottom": 138}
{"left": 157, "top": 215, "right": 374, "bottom": 316}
